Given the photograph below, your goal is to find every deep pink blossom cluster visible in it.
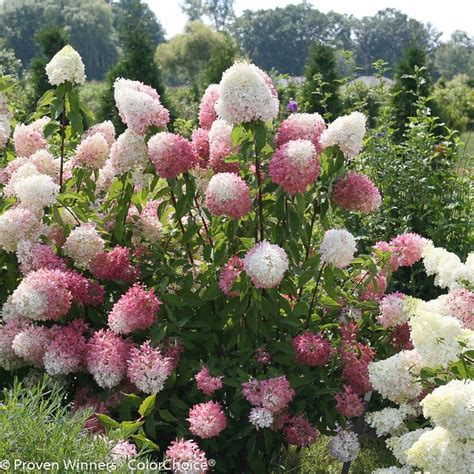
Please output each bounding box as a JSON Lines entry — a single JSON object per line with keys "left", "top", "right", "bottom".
{"left": 166, "top": 439, "right": 208, "bottom": 473}
{"left": 335, "top": 385, "right": 365, "bottom": 418}
{"left": 199, "top": 84, "right": 219, "bottom": 130}
{"left": 283, "top": 415, "right": 318, "bottom": 447}
{"left": 90, "top": 246, "right": 139, "bottom": 283}
{"left": 195, "top": 367, "right": 224, "bottom": 396}
{"left": 358, "top": 271, "right": 387, "bottom": 301}
{"left": 191, "top": 128, "right": 210, "bottom": 167}
{"left": 389, "top": 322, "right": 413, "bottom": 350}
{"left": 108, "top": 284, "right": 161, "bottom": 334}
{"left": 219, "top": 255, "right": 244, "bottom": 296}
{"left": 292, "top": 331, "right": 332, "bottom": 367}
{"left": 332, "top": 172, "right": 381, "bottom": 213}
{"left": 242, "top": 376, "right": 295, "bottom": 413}
{"left": 148, "top": 132, "right": 198, "bottom": 179}
{"left": 188, "top": 401, "right": 227, "bottom": 439}
{"left": 276, "top": 113, "right": 326, "bottom": 153}
{"left": 17, "top": 242, "right": 67, "bottom": 275}
{"left": 390, "top": 233, "right": 427, "bottom": 267}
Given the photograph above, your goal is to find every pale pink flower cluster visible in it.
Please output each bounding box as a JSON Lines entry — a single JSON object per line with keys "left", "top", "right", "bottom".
{"left": 188, "top": 401, "right": 227, "bottom": 439}
{"left": 446, "top": 289, "right": 474, "bottom": 329}
{"left": 292, "top": 331, "right": 332, "bottom": 366}
{"left": 63, "top": 224, "right": 105, "bottom": 269}
{"left": 166, "top": 438, "right": 208, "bottom": 473}
{"left": 72, "top": 133, "right": 109, "bottom": 169}
{"left": 108, "top": 284, "right": 161, "bottom": 334}
{"left": 208, "top": 119, "right": 239, "bottom": 173}
{"left": 89, "top": 246, "right": 139, "bottom": 283}
{"left": 86, "top": 329, "right": 130, "bottom": 389}
{"left": 378, "top": 292, "right": 409, "bottom": 328}
{"left": 132, "top": 200, "right": 163, "bottom": 243}
{"left": 248, "top": 407, "right": 274, "bottom": 430}
{"left": 199, "top": 84, "right": 219, "bottom": 130}
{"left": 107, "top": 128, "right": 148, "bottom": 176}
{"left": 358, "top": 271, "right": 387, "bottom": 301}
{"left": 284, "top": 415, "right": 318, "bottom": 447}
{"left": 219, "top": 255, "right": 244, "bottom": 296}
{"left": 276, "top": 113, "right": 326, "bottom": 153}
{"left": 320, "top": 229, "right": 357, "bottom": 268}
{"left": 17, "top": 240, "right": 66, "bottom": 276}
{"left": 0, "top": 319, "right": 30, "bottom": 370}
{"left": 333, "top": 172, "right": 381, "bottom": 213}
{"left": 195, "top": 366, "right": 224, "bottom": 395}
{"left": 242, "top": 376, "right": 295, "bottom": 413}
{"left": 110, "top": 441, "right": 138, "bottom": 462}
{"left": 216, "top": 62, "right": 279, "bottom": 124}
{"left": 13, "top": 173, "right": 59, "bottom": 212}
{"left": 114, "top": 78, "right": 169, "bottom": 134}
{"left": 328, "top": 430, "right": 360, "bottom": 462}
{"left": 148, "top": 132, "right": 197, "bottom": 179}
{"left": 373, "top": 241, "right": 400, "bottom": 272}
{"left": 269, "top": 139, "right": 320, "bottom": 195}
{"left": 127, "top": 341, "right": 173, "bottom": 393}
{"left": 83, "top": 121, "right": 115, "bottom": 147}
{"left": 205, "top": 172, "right": 251, "bottom": 220}
{"left": 0, "top": 207, "right": 42, "bottom": 252}
{"left": 13, "top": 117, "right": 49, "bottom": 157}
{"left": 390, "top": 233, "right": 427, "bottom": 267}
{"left": 11, "top": 324, "right": 55, "bottom": 367}
{"left": 243, "top": 241, "right": 289, "bottom": 289}
{"left": 43, "top": 320, "right": 88, "bottom": 375}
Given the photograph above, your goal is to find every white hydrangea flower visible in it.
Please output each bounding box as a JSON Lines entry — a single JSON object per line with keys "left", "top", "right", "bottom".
{"left": 371, "top": 467, "right": 411, "bottom": 474}
{"left": 284, "top": 139, "right": 316, "bottom": 167}
{"left": 386, "top": 428, "right": 430, "bottom": 466}
{"left": 206, "top": 172, "right": 241, "bottom": 202}
{"left": 109, "top": 129, "right": 148, "bottom": 175}
{"left": 366, "top": 404, "right": 416, "bottom": 437}
{"left": 320, "top": 111, "right": 366, "bottom": 158}
{"left": 248, "top": 407, "right": 274, "bottom": 430}
{"left": 406, "top": 427, "right": 474, "bottom": 474}
{"left": 13, "top": 174, "right": 59, "bottom": 211}
{"left": 45, "top": 45, "right": 86, "bottom": 86}
{"left": 368, "top": 350, "right": 424, "bottom": 404}
{"left": 420, "top": 379, "right": 474, "bottom": 439}
{"left": 63, "top": 224, "right": 104, "bottom": 268}
{"left": 328, "top": 430, "right": 360, "bottom": 462}
{"left": 410, "top": 309, "right": 464, "bottom": 368}
{"left": 243, "top": 241, "right": 289, "bottom": 289}
{"left": 216, "top": 62, "right": 279, "bottom": 124}
{"left": 4, "top": 162, "right": 40, "bottom": 196}
{"left": 319, "top": 229, "right": 357, "bottom": 268}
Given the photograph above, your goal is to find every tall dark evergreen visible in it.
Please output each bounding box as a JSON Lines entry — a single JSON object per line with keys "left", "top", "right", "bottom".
{"left": 26, "top": 26, "right": 69, "bottom": 111}
{"left": 303, "top": 42, "right": 342, "bottom": 118}
{"left": 99, "top": 0, "right": 169, "bottom": 131}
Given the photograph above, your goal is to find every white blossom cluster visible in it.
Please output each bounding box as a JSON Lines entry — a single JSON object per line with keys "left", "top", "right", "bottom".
{"left": 45, "top": 45, "right": 86, "bottom": 86}
{"left": 63, "top": 224, "right": 105, "bottom": 269}
{"left": 320, "top": 112, "right": 366, "bottom": 158}
{"left": 206, "top": 172, "right": 241, "bottom": 202}
{"left": 0, "top": 93, "right": 11, "bottom": 150}
{"left": 371, "top": 467, "right": 411, "bottom": 474}
{"left": 248, "top": 407, "right": 274, "bottom": 430}
{"left": 365, "top": 404, "right": 416, "bottom": 437}
{"left": 368, "top": 350, "right": 423, "bottom": 404}
{"left": 13, "top": 173, "right": 59, "bottom": 213}
{"left": 420, "top": 379, "right": 474, "bottom": 439}
{"left": 108, "top": 129, "right": 148, "bottom": 176}
{"left": 319, "top": 229, "right": 357, "bottom": 268}
{"left": 284, "top": 139, "right": 316, "bottom": 167}
{"left": 328, "top": 430, "right": 360, "bottom": 462}
{"left": 215, "top": 62, "right": 279, "bottom": 124}
{"left": 386, "top": 428, "right": 430, "bottom": 466}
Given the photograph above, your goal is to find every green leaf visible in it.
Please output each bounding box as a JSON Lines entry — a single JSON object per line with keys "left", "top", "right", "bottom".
{"left": 96, "top": 414, "right": 120, "bottom": 430}
{"left": 138, "top": 394, "right": 156, "bottom": 417}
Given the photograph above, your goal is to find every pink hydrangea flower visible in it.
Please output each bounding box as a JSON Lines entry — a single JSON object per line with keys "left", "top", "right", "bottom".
{"left": 90, "top": 246, "right": 139, "bottom": 283}
{"left": 108, "top": 284, "right": 161, "bottom": 334}
{"left": 389, "top": 233, "right": 427, "bottom": 267}
{"left": 269, "top": 139, "right": 320, "bottom": 195}
{"left": 12, "top": 324, "right": 56, "bottom": 367}
{"left": 373, "top": 241, "right": 399, "bottom": 272}
{"left": 255, "top": 347, "right": 271, "bottom": 366}
{"left": 219, "top": 255, "right": 244, "bottom": 296}
{"left": 62, "top": 271, "right": 105, "bottom": 306}
{"left": 86, "top": 329, "right": 131, "bottom": 389}
{"left": 208, "top": 119, "right": 239, "bottom": 174}
{"left": 110, "top": 441, "right": 138, "bottom": 461}
{"left": 205, "top": 173, "right": 251, "bottom": 220}
{"left": 13, "top": 118, "right": 49, "bottom": 157}
{"left": 0, "top": 319, "right": 30, "bottom": 370}
{"left": 199, "top": 84, "right": 219, "bottom": 130}
{"left": 43, "top": 320, "right": 88, "bottom": 375}
{"left": 191, "top": 128, "right": 210, "bottom": 167}
{"left": 148, "top": 132, "right": 198, "bottom": 179}
{"left": 166, "top": 439, "right": 208, "bottom": 473}
{"left": 16, "top": 241, "right": 67, "bottom": 275}
{"left": 335, "top": 385, "right": 364, "bottom": 418}
{"left": 127, "top": 341, "right": 173, "bottom": 394}
{"left": 0, "top": 207, "right": 42, "bottom": 253}
{"left": 29, "top": 149, "right": 58, "bottom": 179}
{"left": 72, "top": 386, "right": 109, "bottom": 433}
{"left": 332, "top": 172, "right": 381, "bottom": 213}
{"left": 377, "top": 292, "right": 408, "bottom": 328}
{"left": 195, "top": 367, "right": 223, "bottom": 396}
{"left": 163, "top": 338, "right": 184, "bottom": 370}
{"left": 188, "top": 401, "right": 227, "bottom": 439}
{"left": 292, "top": 332, "right": 332, "bottom": 367}
{"left": 73, "top": 133, "right": 109, "bottom": 169}
{"left": 276, "top": 113, "right": 325, "bottom": 153}
{"left": 242, "top": 376, "right": 295, "bottom": 413}
{"left": 358, "top": 271, "right": 387, "bottom": 301}
{"left": 284, "top": 415, "right": 318, "bottom": 447}
{"left": 114, "top": 78, "right": 169, "bottom": 134}
{"left": 82, "top": 121, "right": 115, "bottom": 147}
{"left": 447, "top": 289, "right": 474, "bottom": 329}
{"left": 390, "top": 323, "right": 414, "bottom": 350}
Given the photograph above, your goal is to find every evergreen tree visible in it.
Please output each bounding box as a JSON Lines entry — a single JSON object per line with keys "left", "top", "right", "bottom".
{"left": 26, "top": 26, "right": 69, "bottom": 111}
{"left": 99, "top": 0, "right": 169, "bottom": 131}
{"left": 303, "top": 42, "right": 342, "bottom": 118}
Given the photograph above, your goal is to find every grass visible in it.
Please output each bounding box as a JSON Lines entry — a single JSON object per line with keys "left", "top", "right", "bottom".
{"left": 458, "top": 131, "right": 474, "bottom": 173}
{"left": 284, "top": 433, "right": 397, "bottom": 473}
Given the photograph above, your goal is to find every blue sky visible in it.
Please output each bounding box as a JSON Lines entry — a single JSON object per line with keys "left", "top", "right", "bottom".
{"left": 145, "top": 0, "right": 474, "bottom": 40}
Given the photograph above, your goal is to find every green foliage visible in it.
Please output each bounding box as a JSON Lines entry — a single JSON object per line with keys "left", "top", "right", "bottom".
{"left": 99, "top": 0, "right": 169, "bottom": 131}
{"left": 0, "top": 377, "right": 126, "bottom": 469}
{"left": 0, "top": 39, "right": 22, "bottom": 78}
{"left": 303, "top": 43, "right": 342, "bottom": 119}
{"left": 434, "top": 30, "right": 474, "bottom": 81}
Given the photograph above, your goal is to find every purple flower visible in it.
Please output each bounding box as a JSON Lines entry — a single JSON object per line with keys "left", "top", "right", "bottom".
{"left": 287, "top": 99, "right": 298, "bottom": 113}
